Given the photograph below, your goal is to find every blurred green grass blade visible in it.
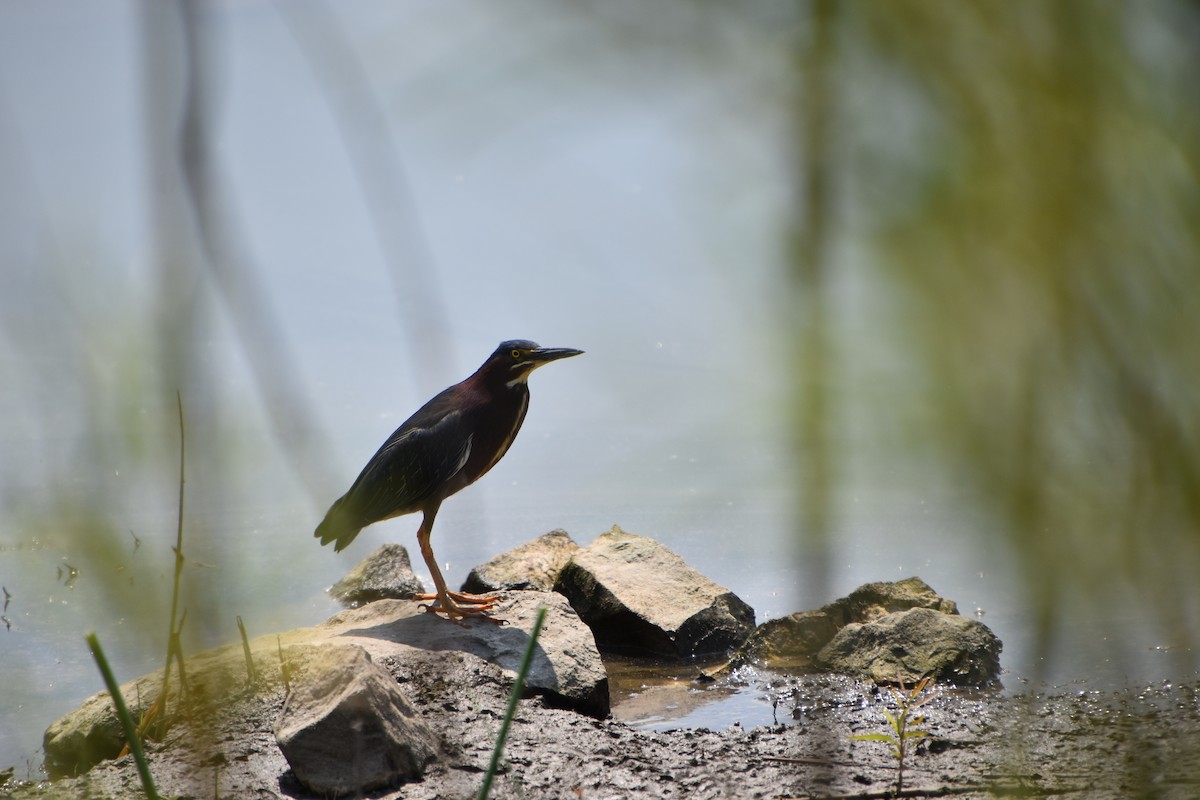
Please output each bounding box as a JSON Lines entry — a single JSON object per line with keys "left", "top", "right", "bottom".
{"left": 477, "top": 605, "right": 548, "bottom": 800}
{"left": 86, "top": 631, "right": 160, "bottom": 800}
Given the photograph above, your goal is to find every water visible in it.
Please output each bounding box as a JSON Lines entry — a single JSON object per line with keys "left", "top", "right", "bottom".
{"left": 1, "top": 2, "right": 1197, "bottom": 778}
{"left": 3, "top": 431, "right": 1193, "bottom": 774}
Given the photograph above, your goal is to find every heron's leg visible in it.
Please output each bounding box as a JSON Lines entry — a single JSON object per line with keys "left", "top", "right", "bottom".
{"left": 413, "top": 508, "right": 504, "bottom": 624}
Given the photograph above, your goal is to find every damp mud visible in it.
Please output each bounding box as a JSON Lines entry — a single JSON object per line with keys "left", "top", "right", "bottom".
{"left": 7, "top": 653, "right": 1199, "bottom": 799}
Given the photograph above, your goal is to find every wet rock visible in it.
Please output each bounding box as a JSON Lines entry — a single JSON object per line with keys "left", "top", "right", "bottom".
{"left": 274, "top": 645, "right": 437, "bottom": 794}
{"left": 554, "top": 525, "right": 755, "bottom": 659}
{"left": 734, "top": 577, "right": 965, "bottom": 671}
{"left": 817, "top": 607, "right": 1002, "bottom": 686}
{"left": 329, "top": 543, "right": 425, "bottom": 607}
{"left": 735, "top": 609, "right": 844, "bottom": 671}
{"left": 461, "top": 529, "right": 579, "bottom": 593}
{"left": 323, "top": 591, "right": 609, "bottom": 716}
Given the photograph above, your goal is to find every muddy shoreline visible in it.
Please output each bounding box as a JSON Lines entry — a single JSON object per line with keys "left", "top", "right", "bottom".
{"left": 7, "top": 536, "right": 1199, "bottom": 799}
{"left": 7, "top": 655, "right": 1199, "bottom": 799}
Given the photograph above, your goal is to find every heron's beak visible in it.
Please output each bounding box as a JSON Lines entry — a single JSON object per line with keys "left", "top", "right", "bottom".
{"left": 530, "top": 347, "right": 584, "bottom": 364}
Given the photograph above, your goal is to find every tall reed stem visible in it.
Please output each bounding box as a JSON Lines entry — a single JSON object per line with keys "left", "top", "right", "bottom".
{"left": 160, "top": 391, "right": 188, "bottom": 724}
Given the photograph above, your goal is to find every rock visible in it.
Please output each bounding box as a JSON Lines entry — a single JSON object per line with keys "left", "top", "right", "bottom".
{"left": 43, "top": 633, "right": 296, "bottom": 779}
{"left": 274, "top": 645, "right": 438, "bottom": 794}
{"left": 734, "top": 609, "right": 843, "bottom": 671}
{"left": 323, "top": 591, "right": 610, "bottom": 716}
{"left": 554, "top": 526, "right": 755, "bottom": 659}
{"left": 835, "top": 577, "right": 959, "bottom": 620}
{"left": 42, "top": 682, "right": 133, "bottom": 778}
{"left": 329, "top": 543, "right": 425, "bottom": 607}
{"left": 461, "top": 529, "right": 579, "bottom": 593}
{"left": 817, "top": 607, "right": 1003, "bottom": 686}
{"left": 733, "top": 577, "right": 965, "bottom": 671}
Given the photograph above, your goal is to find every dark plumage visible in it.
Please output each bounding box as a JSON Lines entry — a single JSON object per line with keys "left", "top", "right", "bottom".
{"left": 316, "top": 339, "right": 583, "bottom": 622}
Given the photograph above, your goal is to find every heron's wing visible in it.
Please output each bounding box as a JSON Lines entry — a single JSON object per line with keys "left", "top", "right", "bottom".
{"left": 339, "top": 409, "right": 473, "bottom": 528}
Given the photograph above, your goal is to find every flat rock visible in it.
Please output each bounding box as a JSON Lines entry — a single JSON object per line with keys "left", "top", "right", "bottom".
{"left": 733, "top": 577, "right": 966, "bottom": 671}
{"left": 322, "top": 591, "right": 610, "bottom": 715}
{"left": 275, "top": 644, "right": 437, "bottom": 794}
{"left": 554, "top": 525, "right": 755, "bottom": 659}
{"left": 329, "top": 543, "right": 425, "bottom": 607}
{"left": 817, "top": 607, "right": 1003, "bottom": 686}
{"left": 461, "top": 529, "right": 579, "bottom": 593}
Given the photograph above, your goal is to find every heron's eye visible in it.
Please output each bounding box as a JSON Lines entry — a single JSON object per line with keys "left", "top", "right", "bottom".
{"left": 511, "top": 349, "right": 522, "bottom": 360}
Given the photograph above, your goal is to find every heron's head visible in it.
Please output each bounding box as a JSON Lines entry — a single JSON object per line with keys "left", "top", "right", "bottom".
{"left": 484, "top": 339, "right": 584, "bottom": 385}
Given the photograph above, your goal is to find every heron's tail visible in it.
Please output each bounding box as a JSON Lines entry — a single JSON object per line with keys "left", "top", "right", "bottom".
{"left": 314, "top": 496, "right": 362, "bottom": 553}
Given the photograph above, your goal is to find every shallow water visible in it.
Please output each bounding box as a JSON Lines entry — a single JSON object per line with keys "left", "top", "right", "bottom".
{"left": 606, "top": 657, "right": 798, "bottom": 732}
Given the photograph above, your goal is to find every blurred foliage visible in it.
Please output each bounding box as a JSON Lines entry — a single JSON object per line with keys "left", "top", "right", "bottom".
{"left": 789, "top": 0, "right": 839, "bottom": 608}
{"left": 2, "top": 0, "right": 1198, "bottom": 787}
{"left": 786, "top": 2, "right": 1200, "bottom": 787}
{"left": 831, "top": 0, "right": 1200, "bottom": 662}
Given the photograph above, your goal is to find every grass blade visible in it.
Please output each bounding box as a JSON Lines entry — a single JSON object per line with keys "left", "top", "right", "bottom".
{"left": 86, "top": 632, "right": 160, "bottom": 800}
{"left": 477, "top": 605, "right": 548, "bottom": 800}
{"left": 160, "top": 390, "right": 189, "bottom": 726}
{"left": 237, "top": 615, "right": 257, "bottom": 685}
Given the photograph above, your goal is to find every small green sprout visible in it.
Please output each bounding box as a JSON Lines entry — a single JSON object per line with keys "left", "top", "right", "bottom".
{"left": 851, "top": 673, "right": 938, "bottom": 795}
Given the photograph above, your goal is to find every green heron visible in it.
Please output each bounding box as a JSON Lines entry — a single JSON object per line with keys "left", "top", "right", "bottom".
{"left": 316, "top": 339, "right": 583, "bottom": 623}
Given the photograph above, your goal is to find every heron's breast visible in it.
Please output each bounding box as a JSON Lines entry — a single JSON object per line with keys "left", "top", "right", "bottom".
{"left": 466, "top": 388, "right": 530, "bottom": 480}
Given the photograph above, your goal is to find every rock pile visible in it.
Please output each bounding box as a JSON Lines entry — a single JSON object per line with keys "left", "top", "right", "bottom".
{"left": 462, "top": 525, "right": 756, "bottom": 658}
{"left": 38, "top": 527, "right": 1002, "bottom": 798}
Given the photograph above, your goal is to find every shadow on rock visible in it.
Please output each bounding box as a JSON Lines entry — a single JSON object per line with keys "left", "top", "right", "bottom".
{"left": 328, "top": 592, "right": 609, "bottom": 716}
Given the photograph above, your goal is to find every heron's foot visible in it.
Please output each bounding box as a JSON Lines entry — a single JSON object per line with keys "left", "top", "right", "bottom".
{"left": 415, "top": 591, "right": 506, "bottom": 626}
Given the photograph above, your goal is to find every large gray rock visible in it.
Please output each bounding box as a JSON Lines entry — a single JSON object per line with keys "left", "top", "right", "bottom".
{"left": 817, "top": 607, "right": 1003, "bottom": 686}
{"left": 275, "top": 645, "right": 438, "bottom": 794}
{"left": 329, "top": 543, "right": 425, "bottom": 607}
{"left": 733, "top": 577, "right": 964, "bottom": 671}
{"left": 462, "top": 529, "right": 579, "bottom": 593}
{"left": 554, "top": 526, "right": 755, "bottom": 659}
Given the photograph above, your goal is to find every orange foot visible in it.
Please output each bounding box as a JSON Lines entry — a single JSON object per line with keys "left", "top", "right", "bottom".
{"left": 415, "top": 590, "right": 506, "bottom": 626}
